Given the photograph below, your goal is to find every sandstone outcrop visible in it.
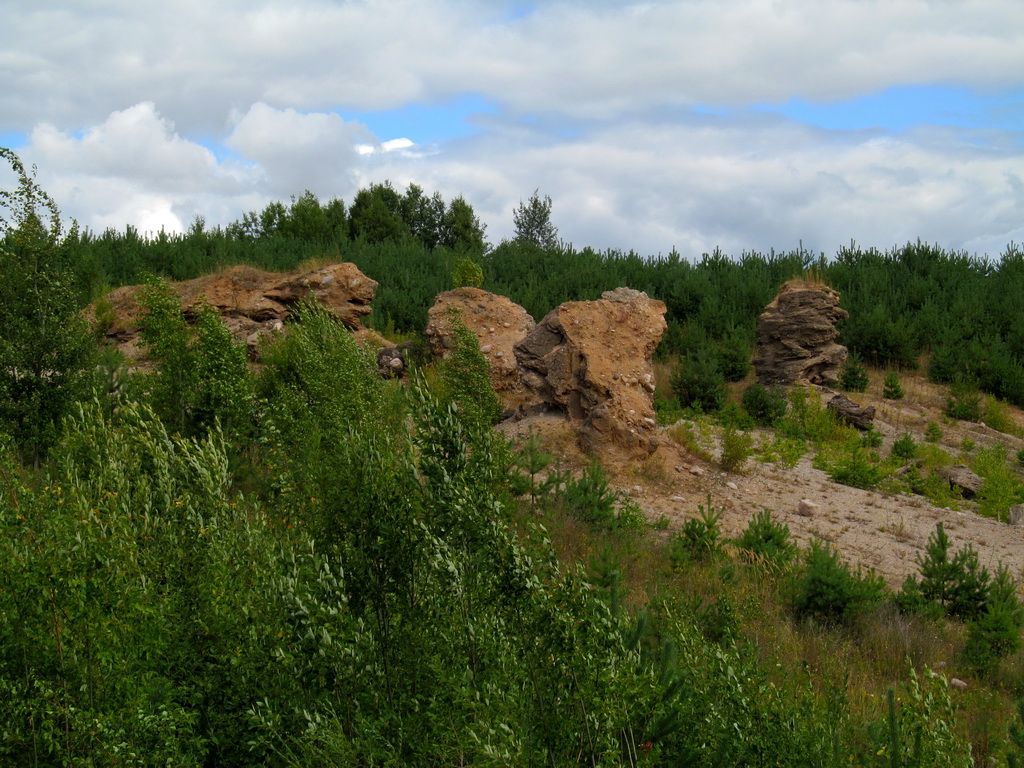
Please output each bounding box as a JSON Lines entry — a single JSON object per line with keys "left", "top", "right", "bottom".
{"left": 514, "top": 287, "right": 667, "bottom": 456}
{"left": 424, "top": 287, "right": 536, "bottom": 406}
{"left": 826, "top": 392, "right": 876, "bottom": 430}
{"left": 92, "top": 262, "right": 377, "bottom": 361}
{"left": 753, "top": 279, "right": 848, "bottom": 386}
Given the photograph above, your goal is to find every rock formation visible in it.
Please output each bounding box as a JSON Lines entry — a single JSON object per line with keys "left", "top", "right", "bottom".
{"left": 753, "top": 279, "right": 848, "bottom": 386}
{"left": 826, "top": 392, "right": 876, "bottom": 430}
{"left": 91, "top": 262, "right": 377, "bottom": 361}
{"left": 424, "top": 287, "right": 536, "bottom": 406}
{"left": 514, "top": 287, "right": 667, "bottom": 456}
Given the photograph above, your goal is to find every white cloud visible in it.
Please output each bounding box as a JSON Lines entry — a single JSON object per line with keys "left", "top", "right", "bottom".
{"left": 1, "top": 2, "right": 1022, "bottom": 257}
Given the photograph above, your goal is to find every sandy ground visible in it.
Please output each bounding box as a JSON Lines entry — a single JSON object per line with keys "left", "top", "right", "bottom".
{"left": 501, "top": 375, "right": 1024, "bottom": 591}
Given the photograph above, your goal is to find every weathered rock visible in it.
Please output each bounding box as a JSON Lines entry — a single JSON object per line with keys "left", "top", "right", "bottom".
{"left": 826, "top": 392, "right": 876, "bottom": 430}
{"left": 935, "top": 465, "right": 984, "bottom": 498}
{"left": 424, "top": 287, "right": 537, "bottom": 407}
{"left": 753, "top": 279, "right": 849, "bottom": 386}
{"left": 514, "top": 288, "right": 667, "bottom": 456}
{"left": 90, "top": 262, "right": 378, "bottom": 362}
{"left": 1009, "top": 505, "right": 1024, "bottom": 527}
{"left": 798, "top": 499, "right": 820, "bottom": 517}
{"left": 376, "top": 340, "right": 431, "bottom": 379}
{"left": 950, "top": 678, "right": 968, "bottom": 691}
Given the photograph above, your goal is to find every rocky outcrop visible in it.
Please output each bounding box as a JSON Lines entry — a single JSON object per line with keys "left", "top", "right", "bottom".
{"left": 424, "top": 287, "right": 536, "bottom": 405}
{"left": 91, "top": 262, "right": 377, "bottom": 361}
{"left": 826, "top": 392, "right": 876, "bottom": 430}
{"left": 753, "top": 279, "right": 848, "bottom": 386}
{"left": 935, "top": 465, "right": 984, "bottom": 498}
{"left": 514, "top": 288, "right": 667, "bottom": 456}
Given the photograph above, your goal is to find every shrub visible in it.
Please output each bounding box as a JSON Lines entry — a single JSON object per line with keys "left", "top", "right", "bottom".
{"left": 909, "top": 522, "right": 992, "bottom": 621}
{"left": 719, "top": 426, "right": 754, "bottom": 473}
{"left": 436, "top": 309, "right": 502, "bottom": 430}
{"left": 671, "top": 495, "right": 723, "bottom": 564}
{"left": 563, "top": 456, "right": 617, "bottom": 526}
{"left": 793, "top": 540, "right": 885, "bottom": 624}
{"left": 741, "top": 382, "right": 787, "bottom": 427}
{"left": 670, "top": 354, "right": 726, "bottom": 413}
{"left": 450, "top": 255, "right": 484, "bottom": 288}
{"left": 925, "top": 421, "right": 943, "bottom": 443}
{"left": 736, "top": 510, "right": 796, "bottom": 567}
{"left": 755, "top": 434, "right": 807, "bottom": 469}
{"left": 816, "top": 442, "right": 883, "bottom": 490}
{"left": 943, "top": 377, "right": 982, "bottom": 422}
{"left": 882, "top": 370, "right": 904, "bottom": 399}
{"left": 962, "top": 564, "right": 1024, "bottom": 676}
{"left": 839, "top": 352, "right": 869, "bottom": 393}
{"left": 891, "top": 432, "right": 918, "bottom": 461}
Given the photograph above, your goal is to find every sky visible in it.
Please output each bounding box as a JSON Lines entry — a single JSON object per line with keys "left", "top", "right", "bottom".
{"left": 1, "top": 0, "right": 1022, "bottom": 259}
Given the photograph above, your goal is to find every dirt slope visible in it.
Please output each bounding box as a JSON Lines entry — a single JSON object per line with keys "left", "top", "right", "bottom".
{"left": 502, "top": 373, "right": 1024, "bottom": 590}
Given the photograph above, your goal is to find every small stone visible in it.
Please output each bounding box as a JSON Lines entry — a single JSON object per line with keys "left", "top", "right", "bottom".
{"left": 643, "top": 417, "right": 656, "bottom": 427}
{"left": 725, "top": 482, "right": 738, "bottom": 490}
{"left": 670, "top": 495, "right": 686, "bottom": 502}
{"left": 689, "top": 466, "right": 704, "bottom": 477}
{"left": 495, "top": 351, "right": 504, "bottom": 358}
{"left": 950, "top": 678, "right": 968, "bottom": 691}
{"left": 1009, "top": 504, "right": 1024, "bottom": 526}
{"left": 503, "top": 322, "right": 511, "bottom": 327}
{"left": 480, "top": 344, "right": 492, "bottom": 353}
{"left": 798, "top": 499, "right": 819, "bottom": 516}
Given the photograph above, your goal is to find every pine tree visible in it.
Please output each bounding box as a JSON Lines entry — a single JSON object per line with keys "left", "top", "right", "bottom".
{"left": 883, "top": 370, "right": 904, "bottom": 399}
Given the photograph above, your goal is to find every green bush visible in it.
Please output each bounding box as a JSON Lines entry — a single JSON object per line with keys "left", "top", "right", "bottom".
{"left": 436, "top": 308, "right": 503, "bottom": 430}
{"left": 793, "top": 540, "right": 886, "bottom": 624}
{"left": 563, "top": 456, "right": 618, "bottom": 526}
{"left": 943, "top": 377, "right": 982, "bottom": 422}
{"left": 671, "top": 495, "right": 723, "bottom": 564}
{"left": 741, "top": 382, "right": 787, "bottom": 427}
{"left": 719, "top": 426, "right": 754, "bottom": 473}
{"left": 839, "top": 352, "right": 869, "bottom": 393}
{"left": 882, "top": 370, "right": 904, "bottom": 399}
{"left": 736, "top": 510, "right": 796, "bottom": 567}
{"left": 904, "top": 522, "right": 992, "bottom": 621}
{"left": 925, "top": 421, "right": 943, "bottom": 442}
{"left": 891, "top": 432, "right": 918, "bottom": 460}
{"left": 670, "top": 354, "right": 726, "bottom": 413}
{"left": 962, "top": 564, "right": 1024, "bottom": 676}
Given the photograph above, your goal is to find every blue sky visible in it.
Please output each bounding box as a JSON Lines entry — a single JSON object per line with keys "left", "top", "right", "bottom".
{"left": 1, "top": 0, "right": 1022, "bottom": 258}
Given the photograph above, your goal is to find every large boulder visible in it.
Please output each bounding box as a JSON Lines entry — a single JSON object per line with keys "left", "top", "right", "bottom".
{"left": 753, "top": 279, "right": 849, "bottom": 386}
{"left": 91, "top": 262, "right": 378, "bottom": 361}
{"left": 514, "top": 287, "right": 667, "bottom": 456}
{"left": 424, "top": 287, "right": 537, "bottom": 406}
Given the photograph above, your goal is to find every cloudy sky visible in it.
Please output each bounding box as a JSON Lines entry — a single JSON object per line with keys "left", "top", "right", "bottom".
{"left": 1, "top": 0, "right": 1022, "bottom": 258}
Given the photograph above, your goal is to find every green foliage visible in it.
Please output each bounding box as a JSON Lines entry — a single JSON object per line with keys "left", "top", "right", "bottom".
{"left": 859, "top": 668, "right": 973, "bottom": 768}
{"left": 793, "top": 540, "right": 885, "bottom": 625}
{"left": 925, "top": 421, "right": 943, "bottom": 443}
{"left": 671, "top": 496, "right": 723, "bottom": 564}
{"left": 943, "top": 376, "right": 982, "bottom": 422}
{"left": 904, "top": 522, "right": 992, "bottom": 621}
{"left": 0, "top": 148, "right": 95, "bottom": 462}
{"left": 741, "top": 381, "right": 787, "bottom": 427}
{"left": 736, "top": 509, "right": 796, "bottom": 567}
{"left": 719, "top": 426, "right": 754, "bottom": 473}
{"left": 814, "top": 440, "right": 884, "bottom": 490}
{"left": 138, "top": 277, "right": 253, "bottom": 437}
{"left": 450, "top": 254, "right": 484, "bottom": 288}
{"left": 882, "top": 370, "right": 904, "bottom": 399}
{"left": 512, "top": 189, "right": 558, "bottom": 250}
{"left": 670, "top": 354, "right": 726, "bottom": 413}
{"left": 971, "top": 444, "right": 1024, "bottom": 521}
{"left": 839, "top": 352, "right": 869, "bottom": 392}
{"left": 778, "top": 385, "right": 851, "bottom": 444}
{"left": 436, "top": 309, "right": 503, "bottom": 430}
{"left": 962, "top": 564, "right": 1024, "bottom": 676}
{"left": 892, "top": 432, "right": 918, "bottom": 461}
{"left": 755, "top": 433, "right": 807, "bottom": 469}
